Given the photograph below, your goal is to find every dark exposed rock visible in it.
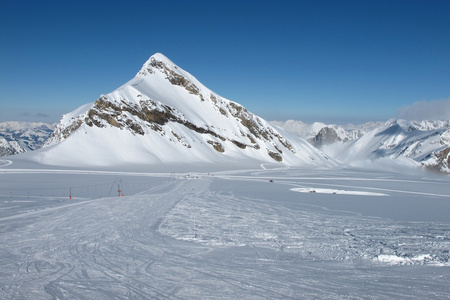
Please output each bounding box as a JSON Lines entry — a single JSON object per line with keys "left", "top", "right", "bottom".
{"left": 207, "top": 140, "right": 225, "bottom": 152}
{"left": 312, "top": 127, "right": 342, "bottom": 147}
{"left": 268, "top": 150, "right": 283, "bottom": 162}
{"left": 274, "top": 144, "right": 283, "bottom": 154}
{"left": 51, "top": 119, "right": 83, "bottom": 140}
{"left": 427, "top": 147, "right": 450, "bottom": 173}
{"left": 149, "top": 58, "right": 201, "bottom": 97}
{"left": 231, "top": 140, "right": 247, "bottom": 149}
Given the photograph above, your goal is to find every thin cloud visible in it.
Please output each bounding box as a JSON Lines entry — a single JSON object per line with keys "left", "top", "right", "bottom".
{"left": 396, "top": 98, "right": 450, "bottom": 121}
{"left": 36, "top": 112, "right": 51, "bottom": 118}
{"left": 20, "top": 112, "right": 51, "bottom": 119}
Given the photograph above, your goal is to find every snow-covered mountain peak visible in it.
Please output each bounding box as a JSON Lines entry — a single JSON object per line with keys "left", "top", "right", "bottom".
{"left": 137, "top": 52, "right": 178, "bottom": 76}
{"left": 136, "top": 52, "right": 201, "bottom": 88}
{"left": 41, "top": 53, "right": 333, "bottom": 167}
{"left": 150, "top": 52, "right": 172, "bottom": 63}
{"left": 383, "top": 119, "right": 417, "bottom": 133}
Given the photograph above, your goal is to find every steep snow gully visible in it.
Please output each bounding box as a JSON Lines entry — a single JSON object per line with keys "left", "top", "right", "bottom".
{"left": 1, "top": 162, "right": 449, "bottom": 299}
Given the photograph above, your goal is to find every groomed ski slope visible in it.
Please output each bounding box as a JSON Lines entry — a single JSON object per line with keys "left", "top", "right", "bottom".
{"left": 1, "top": 161, "right": 449, "bottom": 299}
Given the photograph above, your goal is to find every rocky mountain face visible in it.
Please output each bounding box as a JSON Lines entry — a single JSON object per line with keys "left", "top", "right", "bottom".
{"left": 0, "top": 122, "right": 54, "bottom": 156}
{"left": 274, "top": 119, "right": 450, "bottom": 173}
{"left": 42, "top": 53, "right": 332, "bottom": 167}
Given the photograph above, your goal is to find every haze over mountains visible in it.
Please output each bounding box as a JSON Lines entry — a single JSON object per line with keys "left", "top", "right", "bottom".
{"left": 1, "top": 53, "right": 449, "bottom": 173}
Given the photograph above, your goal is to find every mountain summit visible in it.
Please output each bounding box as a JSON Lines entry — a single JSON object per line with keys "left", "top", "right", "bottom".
{"left": 41, "top": 53, "right": 332, "bottom": 167}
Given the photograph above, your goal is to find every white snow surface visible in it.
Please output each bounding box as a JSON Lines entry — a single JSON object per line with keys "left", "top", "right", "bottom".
{"left": 290, "top": 187, "right": 388, "bottom": 196}
{"left": 1, "top": 158, "right": 449, "bottom": 299}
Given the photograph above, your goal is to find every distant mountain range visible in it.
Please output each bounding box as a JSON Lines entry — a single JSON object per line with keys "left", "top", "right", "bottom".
{"left": 272, "top": 119, "right": 450, "bottom": 173}
{"left": 0, "top": 122, "right": 54, "bottom": 156}
{"left": 1, "top": 53, "right": 449, "bottom": 173}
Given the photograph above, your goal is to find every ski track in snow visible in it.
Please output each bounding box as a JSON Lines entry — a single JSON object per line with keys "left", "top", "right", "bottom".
{"left": 0, "top": 159, "right": 13, "bottom": 167}
{"left": 1, "top": 167, "right": 449, "bottom": 299}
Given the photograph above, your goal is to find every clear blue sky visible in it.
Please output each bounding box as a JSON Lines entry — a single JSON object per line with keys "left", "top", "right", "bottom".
{"left": 1, "top": 0, "right": 449, "bottom": 124}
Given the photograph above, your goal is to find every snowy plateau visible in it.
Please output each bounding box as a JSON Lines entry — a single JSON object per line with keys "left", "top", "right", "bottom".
{"left": 1, "top": 53, "right": 450, "bottom": 299}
